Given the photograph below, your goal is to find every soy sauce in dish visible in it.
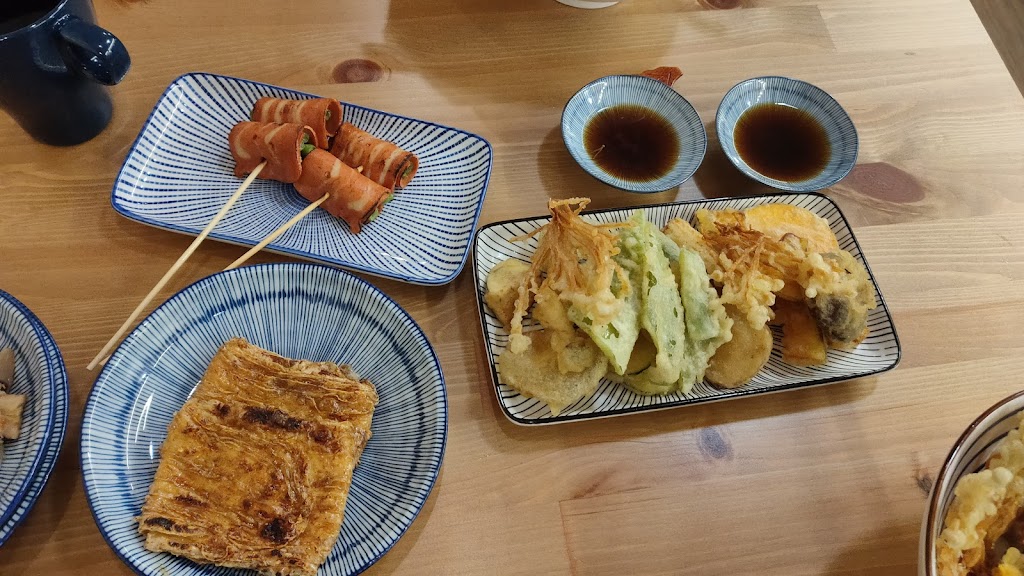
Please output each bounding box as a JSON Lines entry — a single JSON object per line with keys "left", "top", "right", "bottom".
{"left": 733, "top": 103, "right": 831, "bottom": 182}
{"left": 584, "top": 104, "right": 679, "bottom": 182}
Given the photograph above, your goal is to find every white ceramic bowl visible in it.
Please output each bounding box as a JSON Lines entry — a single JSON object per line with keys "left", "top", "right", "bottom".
{"left": 920, "top": 390, "right": 1024, "bottom": 575}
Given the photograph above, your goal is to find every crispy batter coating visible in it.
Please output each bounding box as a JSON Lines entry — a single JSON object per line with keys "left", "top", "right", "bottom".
{"left": 667, "top": 206, "right": 876, "bottom": 350}
{"left": 938, "top": 413, "right": 1024, "bottom": 576}
{"left": 704, "top": 305, "right": 771, "bottom": 388}
{"left": 773, "top": 299, "right": 827, "bottom": 366}
{"left": 507, "top": 198, "right": 627, "bottom": 354}
{"left": 484, "top": 259, "right": 531, "bottom": 329}
{"left": 497, "top": 330, "right": 607, "bottom": 416}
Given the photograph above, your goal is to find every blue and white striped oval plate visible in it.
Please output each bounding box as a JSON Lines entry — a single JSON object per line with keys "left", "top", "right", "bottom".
{"left": 0, "top": 321, "right": 67, "bottom": 545}
{"left": 0, "top": 290, "right": 66, "bottom": 544}
{"left": 111, "top": 72, "right": 493, "bottom": 286}
{"left": 81, "top": 263, "right": 447, "bottom": 575}
{"left": 473, "top": 193, "right": 900, "bottom": 425}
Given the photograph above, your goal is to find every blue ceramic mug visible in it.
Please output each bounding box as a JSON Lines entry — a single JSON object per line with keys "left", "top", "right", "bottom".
{"left": 0, "top": 0, "right": 130, "bottom": 146}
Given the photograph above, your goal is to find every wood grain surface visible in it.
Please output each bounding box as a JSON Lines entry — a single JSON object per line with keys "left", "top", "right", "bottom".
{"left": 2, "top": 0, "right": 1024, "bottom": 574}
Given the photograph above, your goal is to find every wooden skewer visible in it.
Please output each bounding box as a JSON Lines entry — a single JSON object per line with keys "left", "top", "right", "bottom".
{"left": 224, "top": 192, "right": 330, "bottom": 271}
{"left": 87, "top": 161, "right": 267, "bottom": 371}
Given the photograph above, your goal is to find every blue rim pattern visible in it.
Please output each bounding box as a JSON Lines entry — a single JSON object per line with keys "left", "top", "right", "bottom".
{"left": 0, "top": 320, "right": 67, "bottom": 546}
{"left": 473, "top": 192, "right": 901, "bottom": 425}
{"left": 716, "top": 76, "right": 859, "bottom": 192}
{"left": 80, "top": 263, "right": 447, "bottom": 575}
{"left": 110, "top": 72, "right": 493, "bottom": 286}
{"left": 561, "top": 74, "right": 707, "bottom": 193}
{"left": 0, "top": 290, "right": 63, "bottom": 537}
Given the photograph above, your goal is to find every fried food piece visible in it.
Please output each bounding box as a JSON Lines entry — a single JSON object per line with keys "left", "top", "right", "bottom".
{"left": 484, "top": 258, "right": 531, "bottom": 329}
{"left": 662, "top": 218, "right": 717, "bottom": 279}
{"left": 507, "top": 198, "right": 629, "bottom": 355}
{"left": 676, "top": 246, "right": 733, "bottom": 393}
{"left": 692, "top": 209, "right": 786, "bottom": 329}
{"left": 803, "top": 250, "right": 876, "bottom": 348}
{"left": 938, "top": 413, "right": 1024, "bottom": 576}
{"left": 0, "top": 348, "right": 13, "bottom": 391}
{"left": 746, "top": 203, "right": 841, "bottom": 302}
{"left": 773, "top": 300, "right": 827, "bottom": 366}
{"left": 0, "top": 393, "right": 25, "bottom": 439}
{"left": 497, "top": 330, "right": 607, "bottom": 416}
{"left": 677, "top": 206, "right": 876, "bottom": 349}
{"left": 0, "top": 347, "right": 22, "bottom": 460}
{"left": 938, "top": 468, "right": 1014, "bottom": 576}
{"left": 743, "top": 204, "right": 839, "bottom": 252}
{"left": 996, "top": 548, "right": 1024, "bottom": 576}
{"left": 618, "top": 212, "right": 686, "bottom": 393}
{"left": 576, "top": 245, "right": 641, "bottom": 376}
{"left": 705, "top": 306, "right": 772, "bottom": 389}
{"left": 137, "top": 339, "right": 377, "bottom": 576}
{"left": 532, "top": 285, "right": 597, "bottom": 375}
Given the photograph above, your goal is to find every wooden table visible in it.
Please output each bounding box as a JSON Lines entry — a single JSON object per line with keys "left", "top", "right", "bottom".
{"left": 2, "top": 0, "right": 1023, "bottom": 574}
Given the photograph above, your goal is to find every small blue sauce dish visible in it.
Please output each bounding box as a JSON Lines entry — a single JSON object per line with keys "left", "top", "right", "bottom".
{"left": 562, "top": 74, "right": 707, "bottom": 193}
{"left": 716, "top": 76, "right": 858, "bottom": 192}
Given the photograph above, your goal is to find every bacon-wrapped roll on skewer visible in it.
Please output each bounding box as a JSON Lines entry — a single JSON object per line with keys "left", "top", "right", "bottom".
{"left": 329, "top": 122, "right": 419, "bottom": 190}
{"left": 228, "top": 122, "right": 317, "bottom": 183}
{"left": 294, "top": 149, "right": 391, "bottom": 234}
{"left": 251, "top": 97, "right": 342, "bottom": 151}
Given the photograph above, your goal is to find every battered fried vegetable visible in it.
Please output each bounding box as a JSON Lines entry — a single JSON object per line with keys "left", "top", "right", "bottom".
{"left": 484, "top": 259, "right": 531, "bottom": 329}
{"left": 572, "top": 231, "right": 641, "bottom": 376}
{"left": 618, "top": 212, "right": 687, "bottom": 395}
{"left": 773, "top": 299, "right": 827, "bottom": 366}
{"left": 484, "top": 198, "right": 873, "bottom": 408}
{"left": 704, "top": 306, "right": 772, "bottom": 389}
{"left": 507, "top": 198, "right": 627, "bottom": 354}
{"left": 744, "top": 204, "right": 838, "bottom": 252}
{"left": 663, "top": 217, "right": 717, "bottom": 274}
{"left": 675, "top": 246, "right": 733, "bottom": 392}
{"left": 678, "top": 246, "right": 730, "bottom": 343}
{"left": 667, "top": 206, "right": 877, "bottom": 350}
{"left": 533, "top": 285, "right": 595, "bottom": 374}
{"left": 802, "top": 250, "right": 876, "bottom": 348}
{"left": 938, "top": 413, "right": 1024, "bottom": 576}
{"left": 496, "top": 330, "right": 608, "bottom": 416}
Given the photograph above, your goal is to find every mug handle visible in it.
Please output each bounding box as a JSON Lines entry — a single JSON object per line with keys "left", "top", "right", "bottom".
{"left": 57, "top": 17, "right": 131, "bottom": 86}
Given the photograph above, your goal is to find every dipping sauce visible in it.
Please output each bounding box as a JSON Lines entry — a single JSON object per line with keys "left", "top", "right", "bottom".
{"left": 584, "top": 104, "right": 679, "bottom": 182}
{"left": 734, "top": 103, "right": 831, "bottom": 182}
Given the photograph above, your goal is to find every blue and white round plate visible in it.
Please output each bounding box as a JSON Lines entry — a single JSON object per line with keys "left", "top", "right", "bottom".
{"left": 0, "top": 290, "right": 67, "bottom": 546}
{"left": 81, "top": 263, "right": 447, "bottom": 575}
{"left": 562, "top": 74, "right": 707, "bottom": 193}
{"left": 716, "top": 76, "right": 858, "bottom": 192}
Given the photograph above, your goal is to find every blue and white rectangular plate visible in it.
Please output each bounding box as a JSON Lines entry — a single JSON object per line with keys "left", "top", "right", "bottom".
{"left": 473, "top": 193, "right": 901, "bottom": 425}
{"left": 112, "top": 72, "right": 492, "bottom": 285}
